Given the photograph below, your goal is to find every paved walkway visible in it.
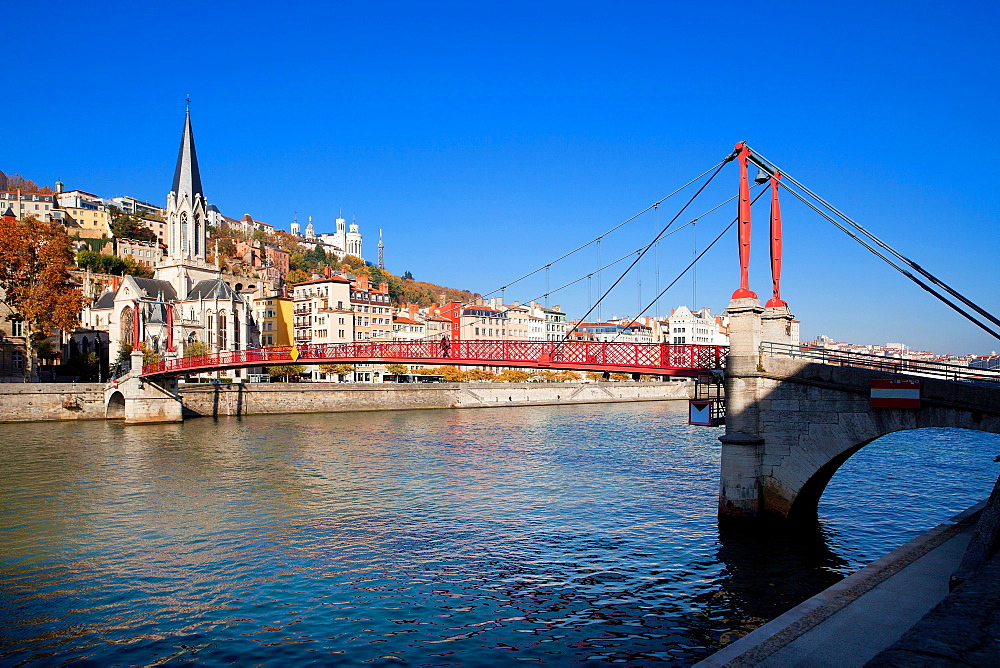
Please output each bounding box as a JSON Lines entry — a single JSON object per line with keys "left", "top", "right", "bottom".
{"left": 696, "top": 504, "right": 983, "bottom": 667}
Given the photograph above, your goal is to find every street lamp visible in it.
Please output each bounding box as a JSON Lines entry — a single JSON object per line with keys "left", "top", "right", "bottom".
{"left": 95, "top": 332, "right": 102, "bottom": 383}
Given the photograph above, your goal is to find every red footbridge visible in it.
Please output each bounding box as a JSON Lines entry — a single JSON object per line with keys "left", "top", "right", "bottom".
{"left": 141, "top": 339, "right": 727, "bottom": 379}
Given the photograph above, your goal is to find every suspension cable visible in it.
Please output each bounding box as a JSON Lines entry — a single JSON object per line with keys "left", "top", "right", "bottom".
{"left": 608, "top": 187, "right": 769, "bottom": 341}
{"left": 750, "top": 146, "right": 1000, "bottom": 335}
{"left": 557, "top": 157, "right": 734, "bottom": 344}
{"left": 477, "top": 157, "right": 733, "bottom": 301}
{"left": 435, "top": 190, "right": 744, "bottom": 339}
{"left": 778, "top": 181, "right": 1000, "bottom": 341}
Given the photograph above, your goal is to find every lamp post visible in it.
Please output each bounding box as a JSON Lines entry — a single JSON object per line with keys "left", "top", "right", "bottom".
{"left": 95, "top": 332, "right": 102, "bottom": 383}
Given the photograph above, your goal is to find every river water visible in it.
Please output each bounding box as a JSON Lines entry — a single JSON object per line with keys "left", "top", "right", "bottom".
{"left": 1, "top": 402, "right": 997, "bottom": 666}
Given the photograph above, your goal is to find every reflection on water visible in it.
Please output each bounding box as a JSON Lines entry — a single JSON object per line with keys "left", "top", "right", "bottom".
{"left": 0, "top": 403, "right": 997, "bottom": 665}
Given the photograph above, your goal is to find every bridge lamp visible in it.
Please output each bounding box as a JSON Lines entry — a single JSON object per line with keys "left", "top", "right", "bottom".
{"left": 754, "top": 168, "right": 771, "bottom": 185}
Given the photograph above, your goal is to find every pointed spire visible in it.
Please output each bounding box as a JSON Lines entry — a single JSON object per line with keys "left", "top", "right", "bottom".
{"left": 172, "top": 103, "right": 203, "bottom": 199}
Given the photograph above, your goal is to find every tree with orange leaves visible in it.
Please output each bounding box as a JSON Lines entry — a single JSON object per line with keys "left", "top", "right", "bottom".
{"left": 0, "top": 216, "right": 83, "bottom": 380}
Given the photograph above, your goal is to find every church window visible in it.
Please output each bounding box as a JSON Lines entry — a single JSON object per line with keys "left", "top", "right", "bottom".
{"left": 120, "top": 307, "right": 135, "bottom": 346}
{"left": 218, "top": 313, "right": 227, "bottom": 350}
{"left": 180, "top": 212, "right": 188, "bottom": 254}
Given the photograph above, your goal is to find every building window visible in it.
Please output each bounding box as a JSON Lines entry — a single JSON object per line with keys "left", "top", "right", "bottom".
{"left": 10, "top": 321, "right": 23, "bottom": 337}
{"left": 12, "top": 351, "right": 24, "bottom": 370}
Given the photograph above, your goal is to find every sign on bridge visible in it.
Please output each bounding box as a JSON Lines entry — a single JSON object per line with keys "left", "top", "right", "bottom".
{"left": 870, "top": 379, "right": 921, "bottom": 408}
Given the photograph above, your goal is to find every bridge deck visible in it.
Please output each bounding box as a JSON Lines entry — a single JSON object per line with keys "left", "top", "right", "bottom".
{"left": 142, "top": 340, "right": 727, "bottom": 378}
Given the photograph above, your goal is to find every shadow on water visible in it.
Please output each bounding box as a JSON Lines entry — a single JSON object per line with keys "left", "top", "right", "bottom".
{"left": 694, "top": 518, "right": 848, "bottom": 646}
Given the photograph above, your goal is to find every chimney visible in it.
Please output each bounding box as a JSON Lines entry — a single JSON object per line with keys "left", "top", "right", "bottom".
{"left": 111, "top": 275, "right": 122, "bottom": 292}
{"left": 408, "top": 304, "right": 417, "bottom": 318}
{"left": 379, "top": 282, "right": 389, "bottom": 293}
{"left": 324, "top": 266, "right": 332, "bottom": 278}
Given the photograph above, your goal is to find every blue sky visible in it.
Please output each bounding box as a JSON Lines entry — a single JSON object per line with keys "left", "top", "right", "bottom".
{"left": 7, "top": 1, "right": 999, "bottom": 354}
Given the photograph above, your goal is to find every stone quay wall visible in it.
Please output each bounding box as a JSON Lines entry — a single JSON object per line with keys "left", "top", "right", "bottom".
{"left": 179, "top": 381, "right": 693, "bottom": 418}
{"left": 0, "top": 383, "right": 108, "bottom": 422}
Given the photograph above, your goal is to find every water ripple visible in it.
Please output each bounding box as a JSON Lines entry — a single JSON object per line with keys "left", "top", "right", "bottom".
{"left": 0, "top": 404, "right": 997, "bottom": 665}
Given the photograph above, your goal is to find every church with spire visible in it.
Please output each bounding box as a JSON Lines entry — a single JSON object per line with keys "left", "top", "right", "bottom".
{"left": 87, "top": 105, "right": 253, "bottom": 365}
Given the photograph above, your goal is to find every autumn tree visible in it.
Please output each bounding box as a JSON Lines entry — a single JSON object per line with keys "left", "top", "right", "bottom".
{"left": 497, "top": 368, "right": 531, "bottom": 382}
{"left": 435, "top": 365, "right": 466, "bottom": 381}
{"left": 184, "top": 341, "right": 211, "bottom": 357}
{"left": 4, "top": 174, "right": 53, "bottom": 194}
{"left": 385, "top": 363, "right": 409, "bottom": 376}
{"left": 286, "top": 269, "right": 310, "bottom": 285}
{"left": 465, "top": 368, "right": 496, "bottom": 381}
{"left": 0, "top": 216, "right": 83, "bottom": 379}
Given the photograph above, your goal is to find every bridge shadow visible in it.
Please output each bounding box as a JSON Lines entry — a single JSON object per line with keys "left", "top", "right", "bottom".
{"left": 702, "top": 520, "right": 848, "bottom": 632}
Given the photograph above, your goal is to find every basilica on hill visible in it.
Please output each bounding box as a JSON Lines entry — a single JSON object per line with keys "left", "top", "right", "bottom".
{"left": 86, "top": 107, "right": 252, "bottom": 365}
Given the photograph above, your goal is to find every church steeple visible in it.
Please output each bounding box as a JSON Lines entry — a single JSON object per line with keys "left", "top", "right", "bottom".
{"left": 171, "top": 104, "right": 203, "bottom": 199}
{"left": 165, "top": 102, "right": 208, "bottom": 264}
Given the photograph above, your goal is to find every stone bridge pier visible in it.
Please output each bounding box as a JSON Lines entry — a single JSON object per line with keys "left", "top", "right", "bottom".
{"left": 719, "top": 297, "right": 1000, "bottom": 522}
{"left": 104, "top": 351, "right": 183, "bottom": 424}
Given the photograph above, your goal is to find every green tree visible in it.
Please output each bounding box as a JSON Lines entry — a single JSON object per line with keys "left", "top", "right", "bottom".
{"left": 107, "top": 205, "right": 157, "bottom": 242}
{"left": 264, "top": 364, "right": 306, "bottom": 381}
{"left": 319, "top": 363, "right": 355, "bottom": 380}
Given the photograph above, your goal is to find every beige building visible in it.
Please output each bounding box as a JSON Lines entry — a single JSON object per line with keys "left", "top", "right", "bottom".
{"left": 292, "top": 275, "right": 353, "bottom": 347}
{"left": 0, "top": 190, "right": 57, "bottom": 222}
{"left": 254, "top": 295, "right": 293, "bottom": 347}
{"left": 61, "top": 206, "right": 112, "bottom": 239}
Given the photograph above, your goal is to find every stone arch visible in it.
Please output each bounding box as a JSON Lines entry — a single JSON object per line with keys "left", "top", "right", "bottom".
{"left": 106, "top": 390, "right": 125, "bottom": 419}
{"left": 721, "top": 356, "right": 1000, "bottom": 522}
{"left": 784, "top": 422, "right": 1000, "bottom": 522}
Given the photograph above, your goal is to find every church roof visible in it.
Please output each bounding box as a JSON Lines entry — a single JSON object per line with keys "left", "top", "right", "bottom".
{"left": 188, "top": 278, "right": 241, "bottom": 301}
{"left": 94, "top": 291, "right": 116, "bottom": 309}
{"left": 171, "top": 107, "right": 203, "bottom": 199}
{"left": 131, "top": 277, "right": 178, "bottom": 301}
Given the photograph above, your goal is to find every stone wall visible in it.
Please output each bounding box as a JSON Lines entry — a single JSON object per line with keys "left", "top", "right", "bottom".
{"left": 179, "top": 381, "right": 693, "bottom": 418}
{"left": 0, "top": 383, "right": 108, "bottom": 422}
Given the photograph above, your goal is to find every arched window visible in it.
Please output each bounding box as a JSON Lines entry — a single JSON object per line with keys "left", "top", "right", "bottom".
{"left": 82, "top": 336, "right": 90, "bottom": 353}
{"left": 233, "top": 310, "right": 240, "bottom": 349}
{"left": 194, "top": 214, "right": 201, "bottom": 256}
{"left": 151, "top": 336, "right": 159, "bottom": 354}
{"left": 180, "top": 212, "right": 188, "bottom": 254}
{"left": 218, "top": 312, "right": 228, "bottom": 350}
{"left": 207, "top": 314, "right": 214, "bottom": 348}
{"left": 120, "top": 307, "right": 134, "bottom": 346}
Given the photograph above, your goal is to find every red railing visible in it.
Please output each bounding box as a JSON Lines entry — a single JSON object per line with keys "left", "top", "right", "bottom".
{"left": 142, "top": 340, "right": 728, "bottom": 377}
